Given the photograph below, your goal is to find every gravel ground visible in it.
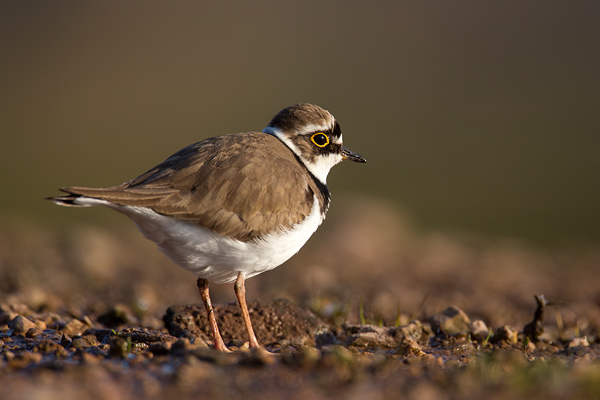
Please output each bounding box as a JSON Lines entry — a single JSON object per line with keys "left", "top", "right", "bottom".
{"left": 1, "top": 198, "right": 599, "bottom": 399}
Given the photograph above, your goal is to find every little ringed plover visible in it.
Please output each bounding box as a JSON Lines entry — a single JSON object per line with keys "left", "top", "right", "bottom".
{"left": 49, "top": 103, "right": 366, "bottom": 352}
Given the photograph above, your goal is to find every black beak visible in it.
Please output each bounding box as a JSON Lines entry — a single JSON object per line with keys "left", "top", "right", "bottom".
{"left": 341, "top": 147, "right": 367, "bottom": 163}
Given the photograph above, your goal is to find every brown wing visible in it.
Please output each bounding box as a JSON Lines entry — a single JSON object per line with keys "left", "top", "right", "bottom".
{"left": 57, "top": 132, "right": 317, "bottom": 242}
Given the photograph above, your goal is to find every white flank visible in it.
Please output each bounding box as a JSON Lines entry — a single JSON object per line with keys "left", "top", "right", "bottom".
{"left": 63, "top": 195, "right": 324, "bottom": 284}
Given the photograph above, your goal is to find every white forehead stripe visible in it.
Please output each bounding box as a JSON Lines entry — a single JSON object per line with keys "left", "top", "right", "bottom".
{"left": 295, "top": 123, "right": 334, "bottom": 135}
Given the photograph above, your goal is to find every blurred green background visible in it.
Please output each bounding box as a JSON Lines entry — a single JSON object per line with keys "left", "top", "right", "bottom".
{"left": 1, "top": 1, "right": 599, "bottom": 245}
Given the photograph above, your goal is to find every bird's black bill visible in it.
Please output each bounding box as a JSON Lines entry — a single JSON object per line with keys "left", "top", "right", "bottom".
{"left": 342, "top": 147, "right": 367, "bottom": 163}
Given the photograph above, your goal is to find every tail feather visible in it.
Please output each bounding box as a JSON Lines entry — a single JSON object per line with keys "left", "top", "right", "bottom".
{"left": 47, "top": 188, "right": 99, "bottom": 207}
{"left": 47, "top": 194, "right": 91, "bottom": 207}
{"left": 47, "top": 186, "right": 176, "bottom": 208}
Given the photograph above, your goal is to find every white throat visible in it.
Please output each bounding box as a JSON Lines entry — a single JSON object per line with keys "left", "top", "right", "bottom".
{"left": 263, "top": 126, "right": 342, "bottom": 184}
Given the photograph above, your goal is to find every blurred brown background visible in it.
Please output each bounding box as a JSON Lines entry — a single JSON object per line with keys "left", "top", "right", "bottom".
{"left": 2, "top": 1, "right": 599, "bottom": 244}
{"left": 1, "top": 6, "right": 600, "bottom": 398}
{"left": 0, "top": 0, "right": 599, "bottom": 333}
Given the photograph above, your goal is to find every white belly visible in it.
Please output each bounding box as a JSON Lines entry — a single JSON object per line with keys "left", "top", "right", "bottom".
{"left": 76, "top": 196, "right": 324, "bottom": 284}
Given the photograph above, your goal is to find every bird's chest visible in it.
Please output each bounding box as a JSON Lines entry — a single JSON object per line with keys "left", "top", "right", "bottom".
{"left": 124, "top": 194, "right": 326, "bottom": 284}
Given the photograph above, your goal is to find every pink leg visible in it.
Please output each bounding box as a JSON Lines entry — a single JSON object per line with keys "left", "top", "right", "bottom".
{"left": 197, "top": 277, "right": 231, "bottom": 352}
{"left": 234, "top": 272, "right": 260, "bottom": 348}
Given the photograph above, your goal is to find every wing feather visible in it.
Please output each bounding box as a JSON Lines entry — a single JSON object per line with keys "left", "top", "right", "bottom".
{"left": 54, "top": 132, "right": 316, "bottom": 242}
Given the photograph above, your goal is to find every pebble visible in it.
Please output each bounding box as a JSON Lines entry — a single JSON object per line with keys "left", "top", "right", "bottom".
{"left": 34, "top": 320, "right": 47, "bottom": 330}
{"left": 493, "top": 325, "right": 518, "bottom": 344}
{"left": 72, "top": 335, "right": 101, "bottom": 349}
{"left": 428, "top": 306, "right": 471, "bottom": 336}
{"left": 8, "top": 315, "right": 37, "bottom": 334}
{"left": 0, "top": 311, "right": 18, "bottom": 325}
{"left": 470, "top": 320, "right": 490, "bottom": 342}
{"left": 98, "top": 304, "right": 137, "bottom": 328}
{"left": 394, "top": 336, "right": 425, "bottom": 357}
{"left": 36, "top": 339, "right": 68, "bottom": 357}
{"left": 568, "top": 337, "right": 589, "bottom": 348}
{"left": 109, "top": 336, "right": 130, "bottom": 358}
{"left": 26, "top": 328, "right": 40, "bottom": 338}
{"left": 345, "top": 321, "right": 426, "bottom": 348}
{"left": 61, "top": 319, "right": 88, "bottom": 336}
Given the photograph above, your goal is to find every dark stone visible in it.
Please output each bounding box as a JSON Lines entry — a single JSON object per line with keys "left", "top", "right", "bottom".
{"left": 93, "top": 327, "right": 178, "bottom": 349}
{"left": 26, "top": 328, "right": 39, "bottom": 338}
{"left": 428, "top": 306, "right": 471, "bottom": 336}
{"left": 492, "top": 325, "right": 518, "bottom": 344}
{"left": 345, "top": 320, "right": 427, "bottom": 348}
{"left": 109, "top": 336, "right": 129, "bottom": 358}
{"left": 118, "top": 328, "right": 178, "bottom": 345}
{"left": 60, "top": 319, "right": 88, "bottom": 336}
{"left": 72, "top": 335, "right": 100, "bottom": 348}
{"left": 149, "top": 341, "right": 173, "bottom": 356}
{"left": 97, "top": 304, "right": 137, "bottom": 328}
{"left": 8, "top": 315, "right": 37, "bottom": 334}
{"left": 60, "top": 333, "right": 72, "bottom": 348}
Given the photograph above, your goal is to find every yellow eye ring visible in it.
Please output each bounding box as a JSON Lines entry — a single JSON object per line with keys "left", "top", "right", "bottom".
{"left": 311, "top": 133, "right": 329, "bottom": 147}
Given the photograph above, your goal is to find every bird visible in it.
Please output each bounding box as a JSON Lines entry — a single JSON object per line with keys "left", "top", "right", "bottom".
{"left": 49, "top": 103, "right": 366, "bottom": 352}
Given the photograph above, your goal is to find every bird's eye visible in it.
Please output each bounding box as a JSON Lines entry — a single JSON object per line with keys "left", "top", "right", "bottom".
{"left": 311, "top": 133, "right": 329, "bottom": 147}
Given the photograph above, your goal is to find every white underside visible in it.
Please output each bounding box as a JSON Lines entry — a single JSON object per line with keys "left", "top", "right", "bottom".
{"left": 60, "top": 196, "right": 324, "bottom": 284}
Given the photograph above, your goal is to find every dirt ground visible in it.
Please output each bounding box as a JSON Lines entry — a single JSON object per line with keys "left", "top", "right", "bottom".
{"left": 1, "top": 197, "right": 599, "bottom": 399}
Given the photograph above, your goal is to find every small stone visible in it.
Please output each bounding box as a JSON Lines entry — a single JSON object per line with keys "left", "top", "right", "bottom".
{"left": 428, "top": 306, "right": 471, "bottom": 336}
{"left": 37, "top": 312, "right": 64, "bottom": 328}
{"left": 60, "top": 333, "right": 73, "bottom": 347}
{"left": 345, "top": 320, "right": 428, "bottom": 348}
{"left": 493, "top": 325, "right": 518, "bottom": 344}
{"left": 34, "top": 320, "right": 47, "bottom": 330}
{"left": 36, "top": 339, "right": 69, "bottom": 357}
{"left": 568, "top": 337, "right": 589, "bottom": 349}
{"left": 470, "top": 320, "right": 490, "bottom": 342}
{"left": 346, "top": 325, "right": 399, "bottom": 348}
{"left": 392, "top": 320, "right": 427, "bottom": 342}
{"left": 394, "top": 336, "right": 425, "bottom": 357}
{"left": 61, "top": 319, "right": 87, "bottom": 336}
{"left": 8, "top": 315, "right": 37, "bottom": 334}
{"left": 72, "top": 335, "right": 100, "bottom": 349}
{"left": 26, "top": 328, "right": 40, "bottom": 338}
{"left": 81, "top": 315, "right": 93, "bottom": 327}
{"left": 98, "top": 304, "right": 137, "bottom": 328}
{"left": 149, "top": 341, "right": 173, "bottom": 356}
{"left": 109, "top": 336, "right": 130, "bottom": 358}
{"left": 0, "top": 311, "right": 17, "bottom": 325}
